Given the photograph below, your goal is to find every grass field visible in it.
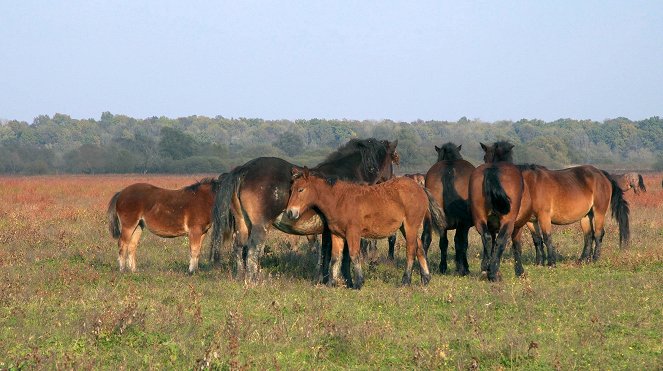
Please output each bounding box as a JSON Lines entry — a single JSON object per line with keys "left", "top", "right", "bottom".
{"left": 1, "top": 174, "right": 662, "bottom": 369}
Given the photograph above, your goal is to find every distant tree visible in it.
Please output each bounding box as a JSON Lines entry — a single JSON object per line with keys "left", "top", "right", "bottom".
{"left": 159, "top": 127, "right": 195, "bottom": 160}
{"left": 274, "top": 132, "right": 304, "bottom": 156}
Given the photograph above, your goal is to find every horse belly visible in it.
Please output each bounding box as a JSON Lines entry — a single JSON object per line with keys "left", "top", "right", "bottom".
{"left": 144, "top": 208, "right": 187, "bottom": 237}
{"left": 550, "top": 202, "right": 592, "bottom": 225}
{"left": 362, "top": 218, "right": 401, "bottom": 239}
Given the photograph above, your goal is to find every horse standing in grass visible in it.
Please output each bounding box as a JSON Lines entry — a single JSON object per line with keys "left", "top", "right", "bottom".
{"left": 210, "top": 138, "right": 398, "bottom": 283}
{"left": 611, "top": 172, "right": 646, "bottom": 194}
{"left": 285, "top": 167, "right": 446, "bottom": 288}
{"left": 520, "top": 164, "right": 629, "bottom": 265}
{"left": 107, "top": 178, "right": 223, "bottom": 273}
{"left": 421, "top": 143, "right": 475, "bottom": 275}
{"left": 469, "top": 141, "right": 528, "bottom": 281}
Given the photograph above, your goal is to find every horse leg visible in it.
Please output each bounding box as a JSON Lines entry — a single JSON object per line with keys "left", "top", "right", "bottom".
{"left": 454, "top": 225, "right": 471, "bottom": 276}
{"left": 421, "top": 218, "right": 432, "bottom": 257}
{"left": 512, "top": 227, "right": 525, "bottom": 277}
{"left": 415, "top": 235, "right": 432, "bottom": 285}
{"left": 126, "top": 225, "right": 143, "bottom": 273}
{"left": 187, "top": 229, "right": 205, "bottom": 274}
{"left": 488, "top": 223, "right": 512, "bottom": 282}
{"left": 347, "top": 233, "right": 364, "bottom": 289}
{"left": 578, "top": 215, "right": 594, "bottom": 262}
{"left": 341, "top": 241, "right": 354, "bottom": 288}
{"left": 538, "top": 215, "right": 557, "bottom": 267}
{"left": 245, "top": 225, "right": 267, "bottom": 284}
{"left": 529, "top": 221, "right": 545, "bottom": 266}
{"left": 591, "top": 212, "right": 607, "bottom": 262}
{"left": 117, "top": 226, "right": 132, "bottom": 272}
{"left": 320, "top": 227, "right": 332, "bottom": 284}
{"left": 388, "top": 234, "right": 397, "bottom": 260}
{"left": 328, "top": 234, "right": 345, "bottom": 287}
{"left": 439, "top": 230, "right": 449, "bottom": 274}
{"left": 477, "top": 224, "right": 492, "bottom": 274}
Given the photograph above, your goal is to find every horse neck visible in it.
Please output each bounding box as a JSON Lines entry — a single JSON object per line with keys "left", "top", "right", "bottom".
{"left": 307, "top": 177, "right": 347, "bottom": 216}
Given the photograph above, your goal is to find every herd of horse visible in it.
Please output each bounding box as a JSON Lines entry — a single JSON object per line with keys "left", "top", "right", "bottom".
{"left": 107, "top": 138, "right": 646, "bottom": 287}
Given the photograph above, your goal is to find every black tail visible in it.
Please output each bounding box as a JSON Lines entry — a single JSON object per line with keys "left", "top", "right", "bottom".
{"left": 638, "top": 174, "right": 646, "bottom": 192}
{"left": 107, "top": 192, "right": 121, "bottom": 239}
{"left": 603, "top": 171, "right": 630, "bottom": 248}
{"left": 424, "top": 188, "right": 447, "bottom": 233}
{"left": 210, "top": 170, "right": 243, "bottom": 254}
{"left": 483, "top": 166, "right": 511, "bottom": 215}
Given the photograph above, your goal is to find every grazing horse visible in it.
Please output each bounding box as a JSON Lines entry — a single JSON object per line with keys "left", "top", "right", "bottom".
{"left": 210, "top": 138, "right": 398, "bottom": 283}
{"left": 469, "top": 141, "right": 528, "bottom": 281}
{"left": 107, "top": 178, "right": 222, "bottom": 273}
{"left": 421, "top": 143, "right": 475, "bottom": 275}
{"left": 521, "top": 164, "right": 630, "bottom": 265}
{"left": 611, "top": 172, "right": 646, "bottom": 194}
{"left": 285, "top": 167, "right": 446, "bottom": 288}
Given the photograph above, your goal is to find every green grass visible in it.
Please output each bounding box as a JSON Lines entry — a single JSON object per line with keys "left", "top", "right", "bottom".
{"left": 1, "top": 176, "right": 662, "bottom": 369}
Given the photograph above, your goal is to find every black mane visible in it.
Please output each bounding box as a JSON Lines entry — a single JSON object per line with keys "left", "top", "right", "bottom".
{"left": 517, "top": 163, "right": 548, "bottom": 171}
{"left": 185, "top": 177, "right": 220, "bottom": 193}
{"left": 436, "top": 142, "right": 463, "bottom": 161}
{"left": 314, "top": 138, "right": 387, "bottom": 181}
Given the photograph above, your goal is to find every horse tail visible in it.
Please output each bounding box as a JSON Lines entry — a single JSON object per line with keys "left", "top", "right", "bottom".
{"left": 107, "top": 192, "right": 121, "bottom": 239}
{"left": 638, "top": 174, "right": 646, "bottom": 192}
{"left": 210, "top": 171, "right": 243, "bottom": 253}
{"left": 424, "top": 188, "right": 447, "bottom": 233}
{"left": 603, "top": 171, "right": 630, "bottom": 248}
{"left": 483, "top": 166, "right": 511, "bottom": 215}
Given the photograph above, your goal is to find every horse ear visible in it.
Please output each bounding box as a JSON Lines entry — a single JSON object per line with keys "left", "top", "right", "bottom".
{"left": 303, "top": 166, "right": 310, "bottom": 179}
{"left": 291, "top": 166, "right": 304, "bottom": 179}
{"left": 457, "top": 144, "right": 462, "bottom": 151}
{"left": 434, "top": 145, "right": 441, "bottom": 152}
{"left": 480, "top": 142, "right": 488, "bottom": 152}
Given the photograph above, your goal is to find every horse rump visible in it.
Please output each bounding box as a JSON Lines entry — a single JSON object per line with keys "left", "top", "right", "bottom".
{"left": 602, "top": 170, "right": 630, "bottom": 248}
{"left": 483, "top": 166, "right": 511, "bottom": 215}
{"left": 107, "top": 192, "right": 121, "bottom": 239}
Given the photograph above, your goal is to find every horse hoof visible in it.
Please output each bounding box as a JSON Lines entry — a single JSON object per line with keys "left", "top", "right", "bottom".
{"left": 401, "top": 275, "right": 412, "bottom": 286}
{"left": 515, "top": 267, "right": 525, "bottom": 277}
{"left": 421, "top": 273, "right": 431, "bottom": 286}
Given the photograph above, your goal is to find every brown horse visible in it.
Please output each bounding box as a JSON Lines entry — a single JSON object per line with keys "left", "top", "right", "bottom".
{"left": 210, "top": 138, "right": 398, "bottom": 283}
{"left": 421, "top": 143, "right": 475, "bottom": 275}
{"left": 107, "top": 178, "right": 222, "bottom": 273}
{"left": 469, "top": 141, "right": 527, "bottom": 281}
{"left": 285, "top": 167, "right": 446, "bottom": 288}
{"left": 520, "top": 164, "right": 629, "bottom": 265}
{"left": 611, "top": 172, "right": 646, "bottom": 194}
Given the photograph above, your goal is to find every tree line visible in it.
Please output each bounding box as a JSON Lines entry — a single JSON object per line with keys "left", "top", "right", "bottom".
{"left": 1, "top": 113, "right": 662, "bottom": 174}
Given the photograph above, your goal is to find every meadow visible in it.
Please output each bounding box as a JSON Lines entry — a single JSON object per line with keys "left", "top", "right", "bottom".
{"left": 1, "top": 174, "right": 661, "bottom": 369}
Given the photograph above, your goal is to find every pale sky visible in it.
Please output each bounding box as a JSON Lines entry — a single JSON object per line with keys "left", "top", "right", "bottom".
{"left": 1, "top": 1, "right": 662, "bottom": 123}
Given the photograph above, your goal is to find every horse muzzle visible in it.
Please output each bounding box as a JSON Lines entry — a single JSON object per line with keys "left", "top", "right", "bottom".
{"left": 286, "top": 208, "right": 300, "bottom": 220}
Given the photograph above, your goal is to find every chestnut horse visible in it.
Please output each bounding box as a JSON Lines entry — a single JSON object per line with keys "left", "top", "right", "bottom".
{"left": 611, "top": 172, "right": 646, "bottom": 194}
{"left": 285, "top": 167, "right": 446, "bottom": 288}
{"left": 469, "top": 141, "right": 527, "bottom": 281}
{"left": 107, "top": 178, "right": 222, "bottom": 273}
{"left": 421, "top": 143, "right": 475, "bottom": 275}
{"left": 210, "top": 138, "right": 398, "bottom": 283}
{"left": 521, "top": 164, "right": 630, "bottom": 265}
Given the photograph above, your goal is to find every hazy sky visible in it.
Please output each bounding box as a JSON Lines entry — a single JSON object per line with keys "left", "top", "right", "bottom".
{"left": 1, "top": 1, "right": 662, "bottom": 123}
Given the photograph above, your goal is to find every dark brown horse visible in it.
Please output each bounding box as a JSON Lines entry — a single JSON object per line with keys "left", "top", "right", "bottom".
{"left": 107, "top": 178, "right": 222, "bottom": 273}
{"left": 520, "top": 164, "right": 629, "bottom": 265}
{"left": 210, "top": 138, "right": 398, "bottom": 283}
{"left": 469, "top": 141, "right": 527, "bottom": 281}
{"left": 285, "top": 167, "right": 446, "bottom": 288}
{"left": 421, "top": 143, "right": 475, "bottom": 275}
{"left": 611, "top": 172, "right": 646, "bottom": 194}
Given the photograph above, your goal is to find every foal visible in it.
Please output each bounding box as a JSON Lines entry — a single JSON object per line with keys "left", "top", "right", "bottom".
{"left": 107, "top": 178, "right": 222, "bottom": 273}
{"left": 285, "top": 167, "right": 446, "bottom": 288}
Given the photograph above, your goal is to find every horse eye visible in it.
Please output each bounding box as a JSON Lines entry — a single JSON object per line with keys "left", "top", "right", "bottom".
{"left": 298, "top": 188, "right": 304, "bottom": 193}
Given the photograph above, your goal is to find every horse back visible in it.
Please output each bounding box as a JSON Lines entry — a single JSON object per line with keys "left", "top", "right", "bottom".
{"left": 426, "top": 159, "right": 475, "bottom": 227}
{"left": 236, "top": 157, "right": 295, "bottom": 224}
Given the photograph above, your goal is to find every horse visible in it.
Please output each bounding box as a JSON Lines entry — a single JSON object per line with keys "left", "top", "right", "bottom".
{"left": 107, "top": 178, "right": 223, "bottom": 273}
{"left": 520, "top": 164, "right": 629, "bottom": 265}
{"left": 210, "top": 138, "right": 398, "bottom": 283}
{"left": 611, "top": 172, "right": 646, "bottom": 194}
{"left": 285, "top": 167, "right": 446, "bottom": 288}
{"left": 469, "top": 141, "right": 528, "bottom": 282}
{"left": 421, "top": 143, "right": 475, "bottom": 275}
